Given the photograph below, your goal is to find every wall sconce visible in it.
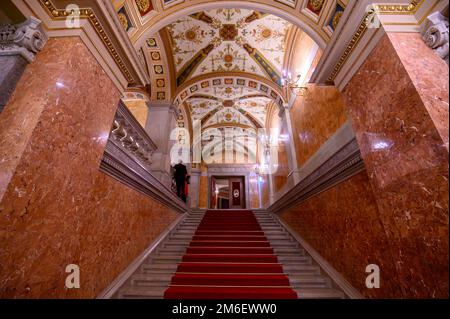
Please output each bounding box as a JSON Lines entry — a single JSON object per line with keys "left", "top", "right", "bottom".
{"left": 281, "top": 71, "right": 308, "bottom": 95}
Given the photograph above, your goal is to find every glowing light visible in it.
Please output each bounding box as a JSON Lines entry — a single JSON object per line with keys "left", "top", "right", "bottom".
{"left": 372, "top": 141, "right": 390, "bottom": 150}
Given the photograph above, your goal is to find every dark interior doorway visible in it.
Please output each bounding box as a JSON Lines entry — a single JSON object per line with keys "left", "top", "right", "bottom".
{"left": 210, "top": 176, "right": 245, "bottom": 209}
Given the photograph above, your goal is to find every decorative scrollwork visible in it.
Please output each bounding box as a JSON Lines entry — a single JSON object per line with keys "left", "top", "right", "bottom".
{"left": 0, "top": 17, "right": 47, "bottom": 62}
{"left": 421, "top": 12, "right": 449, "bottom": 64}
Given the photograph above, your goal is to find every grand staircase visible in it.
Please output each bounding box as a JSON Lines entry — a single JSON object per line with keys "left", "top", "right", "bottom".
{"left": 114, "top": 210, "right": 345, "bottom": 299}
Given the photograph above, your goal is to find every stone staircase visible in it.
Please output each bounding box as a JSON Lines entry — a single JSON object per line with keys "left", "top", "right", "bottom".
{"left": 114, "top": 210, "right": 345, "bottom": 299}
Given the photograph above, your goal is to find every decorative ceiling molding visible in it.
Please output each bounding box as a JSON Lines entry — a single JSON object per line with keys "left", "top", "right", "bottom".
{"left": 202, "top": 122, "right": 256, "bottom": 131}
{"left": 131, "top": 0, "right": 331, "bottom": 50}
{"left": 142, "top": 32, "right": 171, "bottom": 101}
{"left": 174, "top": 72, "right": 286, "bottom": 105}
{"left": 31, "top": 0, "right": 150, "bottom": 89}
{"left": 165, "top": 9, "right": 292, "bottom": 87}
{"left": 310, "top": 0, "right": 436, "bottom": 90}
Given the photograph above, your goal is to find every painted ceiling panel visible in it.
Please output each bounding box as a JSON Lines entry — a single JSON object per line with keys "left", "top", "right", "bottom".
{"left": 185, "top": 83, "right": 271, "bottom": 127}
{"left": 167, "top": 9, "right": 293, "bottom": 86}
{"left": 204, "top": 107, "right": 254, "bottom": 127}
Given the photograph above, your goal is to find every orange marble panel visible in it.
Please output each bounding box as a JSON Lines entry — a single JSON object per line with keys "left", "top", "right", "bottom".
{"left": 273, "top": 130, "right": 289, "bottom": 194}
{"left": 0, "top": 38, "right": 178, "bottom": 298}
{"left": 388, "top": 33, "right": 449, "bottom": 150}
{"left": 290, "top": 85, "right": 348, "bottom": 166}
{"left": 198, "top": 166, "right": 208, "bottom": 209}
{"left": 261, "top": 175, "right": 270, "bottom": 208}
{"left": 342, "top": 33, "right": 448, "bottom": 298}
{"left": 249, "top": 176, "right": 259, "bottom": 209}
{"left": 280, "top": 171, "right": 396, "bottom": 298}
{"left": 124, "top": 100, "right": 149, "bottom": 128}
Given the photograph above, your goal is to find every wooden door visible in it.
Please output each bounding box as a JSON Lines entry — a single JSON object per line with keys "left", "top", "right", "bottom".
{"left": 229, "top": 177, "right": 245, "bottom": 209}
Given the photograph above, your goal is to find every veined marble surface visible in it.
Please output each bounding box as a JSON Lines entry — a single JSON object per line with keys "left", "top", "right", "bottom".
{"left": 290, "top": 84, "right": 348, "bottom": 166}
{"left": 342, "top": 33, "right": 449, "bottom": 298}
{"left": 0, "top": 37, "right": 178, "bottom": 298}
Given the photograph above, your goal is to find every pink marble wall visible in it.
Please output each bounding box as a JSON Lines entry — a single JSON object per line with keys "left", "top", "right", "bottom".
{"left": 290, "top": 85, "right": 348, "bottom": 166}
{"left": 280, "top": 171, "right": 395, "bottom": 298}
{"left": 342, "top": 33, "right": 449, "bottom": 298}
{"left": 388, "top": 33, "right": 449, "bottom": 150}
{"left": 249, "top": 175, "right": 260, "bottom": 209}
{"left": 0, "top": 37, "right": 178, "bottom": 298}
{"left": 273, "top": 125, "right": 290, "bottom": 194}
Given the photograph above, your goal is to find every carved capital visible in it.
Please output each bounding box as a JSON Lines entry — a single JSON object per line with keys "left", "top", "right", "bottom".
{"left": 0, "top": 17, "right": 48, "bottom": 62}
{"left": 421, "top": 12, "right": 449, "bottom": 64}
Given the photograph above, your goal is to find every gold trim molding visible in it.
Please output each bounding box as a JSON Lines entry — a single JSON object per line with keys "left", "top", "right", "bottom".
{"left": 375, "top": 1, "right": 422, "bottom": 15}
{"left": 39, "top": 0, "right": 135, "bottom": 84}
{"left": 327, "top": 0, "right": 424, "bottom": 82}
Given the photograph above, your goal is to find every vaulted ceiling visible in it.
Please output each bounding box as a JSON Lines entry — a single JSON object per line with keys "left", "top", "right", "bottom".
{"left": 112, "top": 1, "right": 326, "bottom": 153}
{"left": 168, "top": 9, "right": 296, "bottom": 132}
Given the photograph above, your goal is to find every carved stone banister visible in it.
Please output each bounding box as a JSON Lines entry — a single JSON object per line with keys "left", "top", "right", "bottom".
{"left": 100, "top": 101, "right": 188, "bottom": 214}
{"left": 109, "top": 101, "right": 157, "bottom": 169}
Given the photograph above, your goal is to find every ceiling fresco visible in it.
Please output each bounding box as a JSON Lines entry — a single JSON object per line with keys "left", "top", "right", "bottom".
{"left": 166, "top": 9, "right": 293, "bottom": 87}
{"left": 110, "top": 1, "right": 337, "bottom": 161}
{"left": 183, "top": 81, "right": 273, "bottom": 128}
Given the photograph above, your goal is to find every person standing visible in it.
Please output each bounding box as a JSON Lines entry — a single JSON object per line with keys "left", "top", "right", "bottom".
{"left": 173, "top": 160, "right": 188, "bottom": 202}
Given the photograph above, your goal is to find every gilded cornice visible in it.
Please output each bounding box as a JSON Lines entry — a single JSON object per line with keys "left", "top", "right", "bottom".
{"left": 327, "top": 0, "right": 424, "bottom": 82}
{"left": 39, "top": 0, "right": 135, "bottom": 84}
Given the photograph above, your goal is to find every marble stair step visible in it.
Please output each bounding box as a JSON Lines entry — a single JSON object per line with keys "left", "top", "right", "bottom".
{"left": 130, "top": 274, "right": 173, "bottom": 286}
{"left": 150, "top": 255, "right": 182, "bottom": 264}
{"left": 282, "top": 265, "right": 320, "bottom": 275}
{"left": 177, "top": 226, "right": 199, "bottom": 230}
{"left": 289, "top": 276, "right": 331, "bottom": 288}
{"left": 265, "top": 240, "right": 298, "bottom": 246}
{"left": 142, "top": 263, "right": 178, "bottom": 271}
{"left": 274, "top": 247, "right": 305, "bottom": 255}
{"left": 170, "top": 234, "right": 195, "bottom": 240}
{"left": 119, "top": 286, "right": 166, "bottom": 299}
{"left": 259, "top": 226, "right": 284, "bottom": 231}
{"left": 158, "top": 245, "right": 187, "bottom": 251}
{"left": 175, "top": 229, "right": 196, "bottom": 234}
{"left": 265, "top": 234, "right": 292, "bottom": 240}
{"left": 295, "top": 288, "right": 345, "bottom": 299}
{"left": 278, "top": 256, "right": 312, "bottom": 264}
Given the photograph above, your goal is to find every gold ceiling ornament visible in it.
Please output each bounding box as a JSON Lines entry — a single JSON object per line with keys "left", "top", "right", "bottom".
{"left": 332, "top": 11, "right": 344, "bottom": 29}
{"left": 118, "top": 13, "right": 129, "bottom": 30}
{"left": 375, "top": 0, "right": 422, "bottom": 14}
{"left": 327, "top": 0, "right": 423, "bottom": 82}
{"left": 309, "top": 0, "right": 325, "bottom": 12}
{"left": 38, "top": 0, "right": 135, "bottom": 84}
{"left": 136, "top": 0, "right": 151, "bottom": 13}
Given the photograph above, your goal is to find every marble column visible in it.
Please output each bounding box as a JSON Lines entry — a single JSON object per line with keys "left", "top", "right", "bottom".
{"left": 342, "top": 31, "right": 449, "bottom": 298}
{"left": 280, "top": 100, "right": 300, "bottom": 186}
{"left": 0, "top": 17, "right": 47, "bottom": 113}
{"left": 188, "top": 165, "right": 201, "bottom": 209}
{"left": 0, "top": 36, "right": 123, "bottom": 297}
{"left": 145, "top": 102, "right": 179, "bottom": 187}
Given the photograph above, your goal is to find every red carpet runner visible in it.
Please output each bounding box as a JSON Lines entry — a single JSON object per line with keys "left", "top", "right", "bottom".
{"left": 164, "top": 210, "right": 298, "bottom": 299}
